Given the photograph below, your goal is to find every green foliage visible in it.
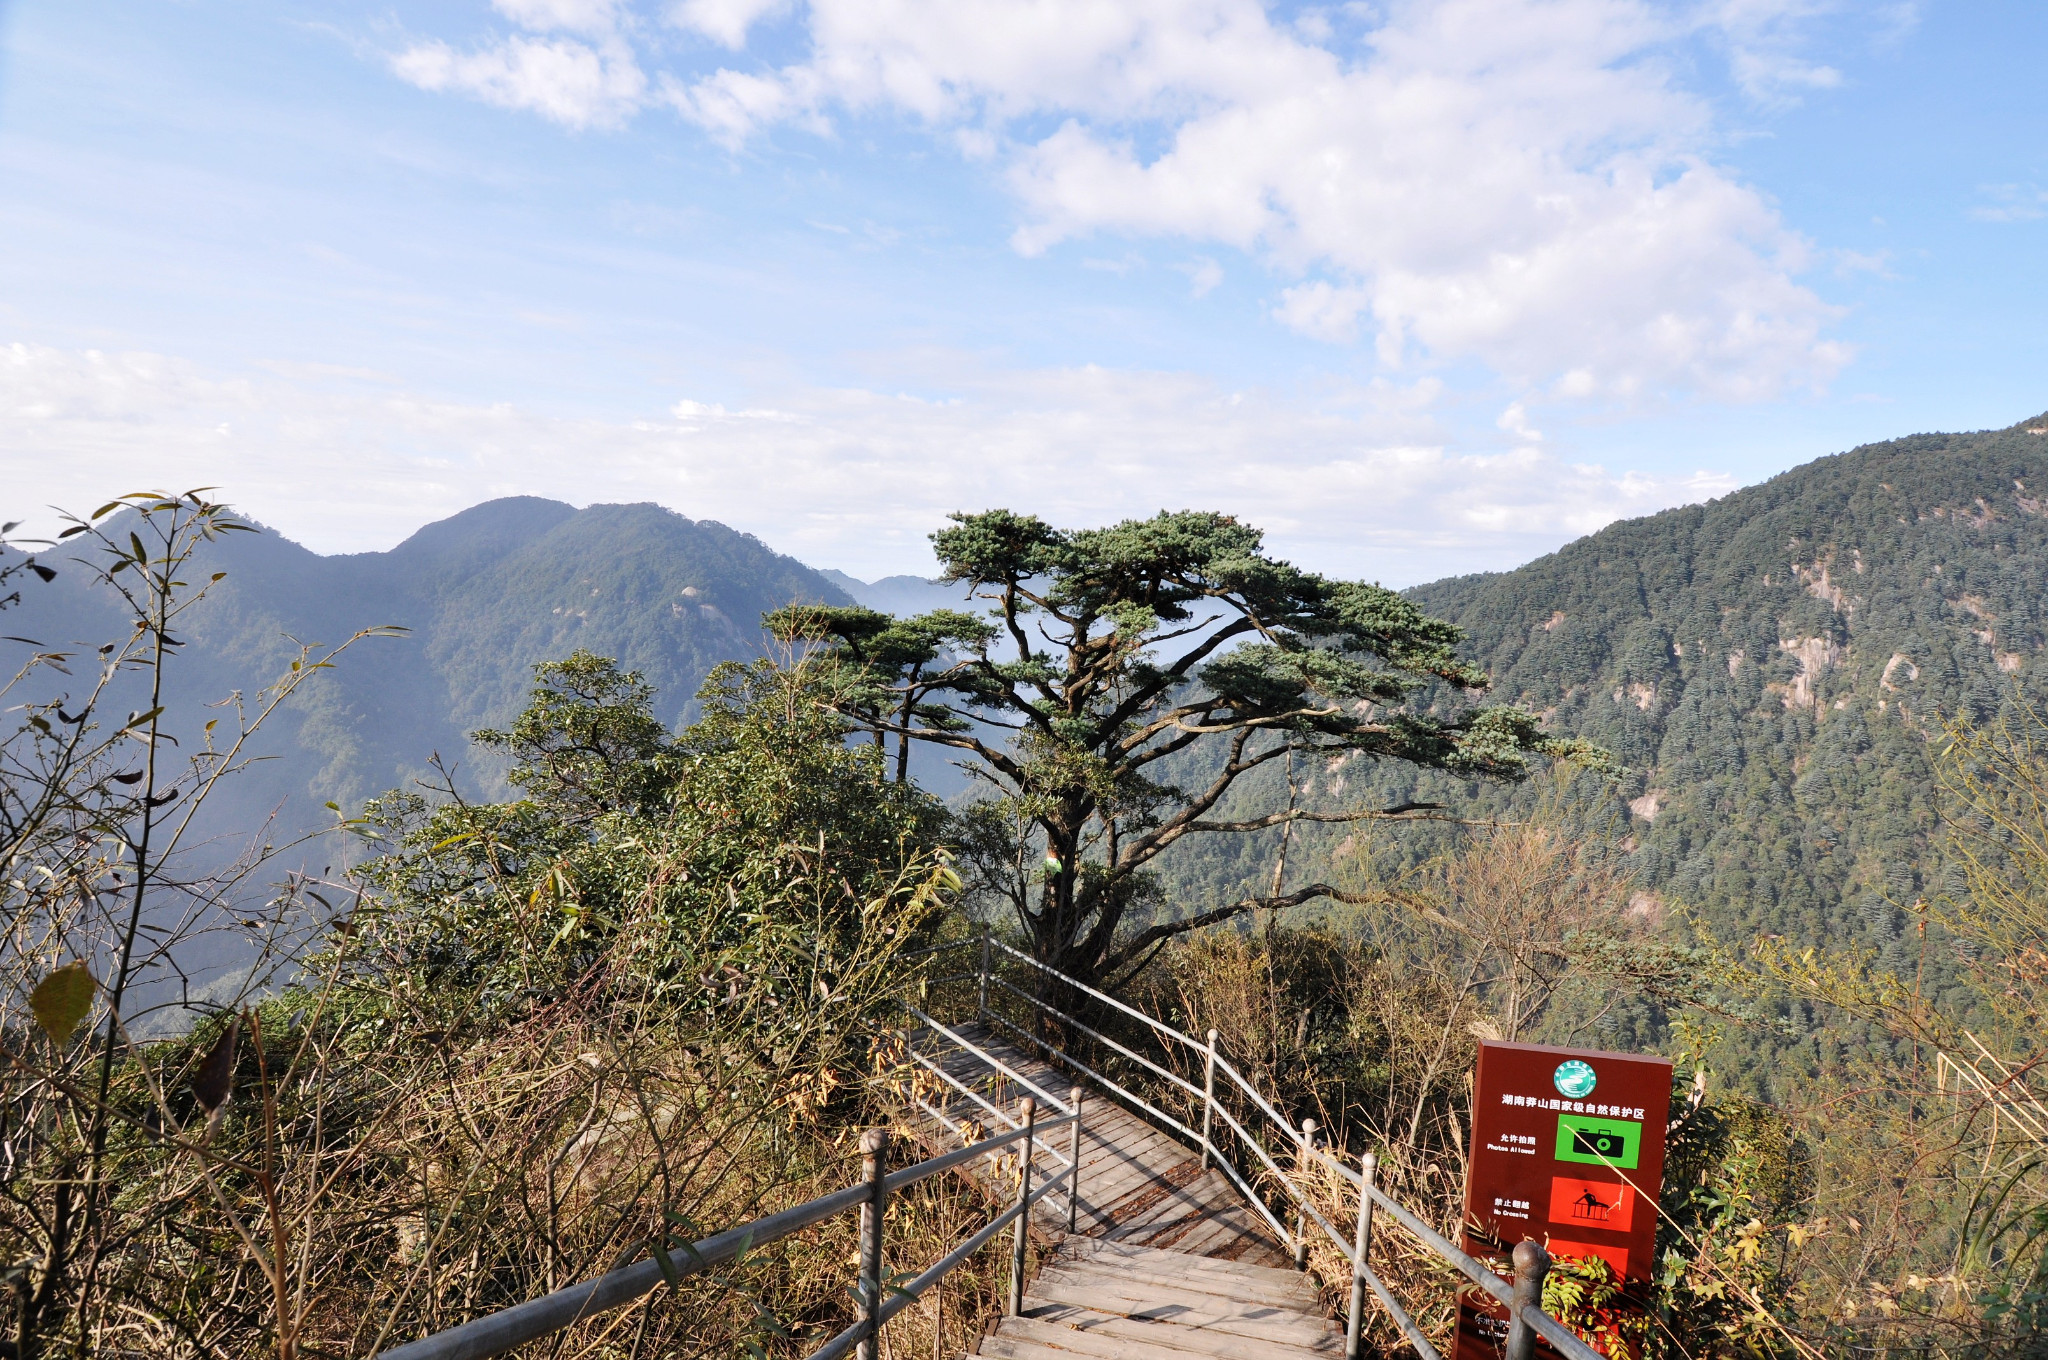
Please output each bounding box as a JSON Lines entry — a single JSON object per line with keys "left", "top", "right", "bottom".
{"left": 1654, "top": 1073, "right": 1815, "bottom": 1355}
{"left": 0, "top": 639, "right": 972, "bottom": 1355}
{"left": 1963, "top": 1158, "right": 2048, "bottom": 1354}
{"left": 472, "top": 648, "right": 673, "bottom": 819}
{"left": 337, "top": 649, "right": 953, "bottom": 1029}
{"left": 1544, "top": 1255, "right": 1642, "bottom": 1360}
{"left": 1, "top": 496, "right": 857, "bottom": 849}
{"left": 1148, "top": 419, "right": 2048, "bottom": 1104}
{"left": 0, "top": 492, "right": 392, "bottom": 1358}
{"left": 788, "top": 508, "right": 1585, "bottom": 982}
{"left": 764, "top": 603, "right": 987, "bottom": 781}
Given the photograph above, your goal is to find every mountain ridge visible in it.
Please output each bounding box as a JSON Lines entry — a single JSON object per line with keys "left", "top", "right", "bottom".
{"left": 13, "top": 414, "right": 2048, "bottom": 1048}
{"left": 1140, "top": 408, "right": 2048, "bottom": 1094}
{"left": 1, "top": 497, "right": 854, "bottom": 832}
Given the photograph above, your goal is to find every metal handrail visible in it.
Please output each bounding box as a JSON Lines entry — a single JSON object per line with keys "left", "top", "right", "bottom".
{"left": 989, "top": 936, "right": 1205, "bottom": 1054}
{"left": 980, "top": 1008, "right": 1204, "bottom": 1144}
{"left": 806, "top": 1161, "right": 1075, "bottom": 1360}
{"left": 1357, "top": 1258, "right": 1442, "bottom": 1360}
{"left": 898, "top": 1046, "right": 1078, "bottom": 1223}
{"left": 968, "top": 1003, "right": 1292, "bottom": 1249}
{"left": 378, "top": 1110, "right": 1078, "bottom": 1360}
{"left": 1359, "top": 1179, "right": 1602, "bottom": 1358}
{"left": 902, "top": 1001, "right": 1078, "bottom": 1120}
{"left": 990, "top": 974, "right": 1207, "bottom": 1102}
{"left": 970, "top": 926, "right": 1605, "bottom": 1360}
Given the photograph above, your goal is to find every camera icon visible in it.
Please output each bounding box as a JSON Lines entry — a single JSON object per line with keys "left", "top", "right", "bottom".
{"left": 1556, "top": 1115, "right": 1640, "bottom": 1169}
{"left": 1572, "top": 1128, "right": 1627, "bottom": 1159}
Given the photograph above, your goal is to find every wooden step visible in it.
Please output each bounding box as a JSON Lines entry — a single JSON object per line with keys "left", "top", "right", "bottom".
{"left": 906, "top": 1018, "right": 1342, "bottom": 1360}
{"left": 979, "top": 1315, "right": 1335, "bottom": 1360}
{"left": 1021, "top": 1275, "right": 1339, "bottom": 1349}
{"left": 1011, "top": 1303, "right": 1342, "bottom": 1360}
{"left": 1048, "top": 1243, "right": 1321, "bottom": 1310}
{"left": 1029, "top": 1261, "right": 1325, "bottom": 1328}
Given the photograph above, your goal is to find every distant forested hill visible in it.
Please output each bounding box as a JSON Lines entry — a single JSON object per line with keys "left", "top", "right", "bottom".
{"left": 1, "top": 497, "right": 851, "bottom": 835}
{"left": 1151, "top": 410, "right": 2048, "bottom": 1083}
{"left": 16, "top": 413, "right": 2048, "bottom": 1030}
{"left": 1408, "top": 411, "right": 2048, "bottom": 933}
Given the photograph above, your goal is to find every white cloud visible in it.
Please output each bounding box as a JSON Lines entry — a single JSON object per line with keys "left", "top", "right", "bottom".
{"left": 492, "top": 0, "right": 628, "bottom": 36}
{"left": 664, "top": 0, "right": 1849, "bottom": 400}
{"left": 1182, "top": 257, "right": 1224, "bottom": 298}
{"left": 670, "top": 0, "right": 791, "bottom": 47}
{"left": 1497, "top": 401, "right": 1542, "bottom": 442}
{"left": 385, "top": 0, "right": 1868, "bottom": 399}
{"left": 1709, "top": 0, "right": 1846, "bottom": 103}
{"left": 393, "top": 34, "right": 648, "bottom": 129}
{"left": 0, "top": 341, "right": 1735, "bottom": 584}
{"left": 1972, "top": 184, "right": 2048, "bottom": 224}
{"left": 1273, "top": 281, "right": 1372, "bottom": 346}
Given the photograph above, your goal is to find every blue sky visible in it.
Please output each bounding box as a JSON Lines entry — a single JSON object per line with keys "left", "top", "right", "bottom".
{"left": 2, "top": 0, "right": 2043, "bottom": 584}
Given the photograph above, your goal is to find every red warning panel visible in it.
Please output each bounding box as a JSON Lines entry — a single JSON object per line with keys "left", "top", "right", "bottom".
{"left": 1550, "top": 1176, "right": 1635, "bottom": 1234}
{"left": 1453, "top": 1041, "right": 1671, "bottom": 1360}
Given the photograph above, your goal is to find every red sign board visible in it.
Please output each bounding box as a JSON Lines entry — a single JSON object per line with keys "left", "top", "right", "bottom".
{"left": 1453, "top": 1040, "right": 1671, "bottom": 1359}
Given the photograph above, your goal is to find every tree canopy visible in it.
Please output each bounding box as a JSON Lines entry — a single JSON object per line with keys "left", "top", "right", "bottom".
{"left": 773, "top": 509, "right": 1596, "bottom": 983}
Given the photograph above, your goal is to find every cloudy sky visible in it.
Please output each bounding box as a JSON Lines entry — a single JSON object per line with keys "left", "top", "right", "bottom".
{"left": 2, "top": 0, "right": 2043, "bottom": 584}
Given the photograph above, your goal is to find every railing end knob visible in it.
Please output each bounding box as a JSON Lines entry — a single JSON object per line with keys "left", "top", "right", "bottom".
{"left": 1511, "top": 1239, "right": 1549, "bottom": 1276}
{"left": 860, "top": 1127, "right": 890, "bottom": 1155}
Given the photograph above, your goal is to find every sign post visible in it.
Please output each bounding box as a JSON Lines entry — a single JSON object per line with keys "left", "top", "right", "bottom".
{"left": 1454, "top": 1041, "right": 1671, "bottom": 1359}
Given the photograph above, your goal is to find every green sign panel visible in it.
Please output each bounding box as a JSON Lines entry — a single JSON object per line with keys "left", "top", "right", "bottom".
{"left": 1554, "top": 1113, "right": 1642, "bottom": 1170}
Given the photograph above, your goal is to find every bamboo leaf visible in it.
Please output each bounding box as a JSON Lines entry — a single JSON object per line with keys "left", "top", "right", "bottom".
{"left": 30, "top": 961, "right": 95, "bottom": 1045}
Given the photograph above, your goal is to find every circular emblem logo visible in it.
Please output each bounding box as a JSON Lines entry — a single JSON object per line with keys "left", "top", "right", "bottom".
{"left": 1553, "top": 1060, "right": 1597, "bottom": 1098}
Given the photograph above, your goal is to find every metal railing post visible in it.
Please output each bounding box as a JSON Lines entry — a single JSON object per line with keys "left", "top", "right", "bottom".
{"left": 1504, "top": 1240, "right": 1550, "bottom": 1360}
{"left": 1292, "top": 1117, "right": 1316, "bottom": 1270}
{"left": 1198, "top": 1028, "right": 1219, "bottom": 1170}
{"left": 1008, "top": 1097, "right": 1038, "bottom": 1316}
{"left": 1344, "top": 1152, "right": 1376, "bottom": 1360}
{"left": 857, "top": 1128, "right": 890, "bottom": 1360}
{"left": 977, "top": 924, "right": 992, "bottom": 1017}
{"left": 1066, "top": 1087, "right": 1084, "bottom": 1234}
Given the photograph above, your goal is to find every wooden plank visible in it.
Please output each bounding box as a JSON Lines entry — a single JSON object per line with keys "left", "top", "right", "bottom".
{"left": 980, "top": 1333, "right": 1189, "bottom": 1360}
{"left": 1021, "top": 1278, "right": 1338, "bottom": 1348}
{"left": 1102, "top": 1172, "right": 1281, "bottom": 1245}
{"left": 907, "top": 1016, "right": 1346, "bottom": 1360}
{"left": 1105, "top": 1196, "right": 1261, "bottom": 1261}
{"left": 1060, "top": 1240, "right": 1316, "bottom": 1291}
{"left": 987, "top": 1317, "right": 1336, "bottom": 1360}
{"left": 1072, "top": 1151, "right": 1192, "bottom": 1209}
{"left": 1050, "top": 1248, "right": 1318, "bottom": 1309}
{"left": 1017, "top": 1303, "right": 1342, "bottom": 1359}
{"left": 1117, "top": 1218, "right": 1241, "bottom": 1260}
{"left": 1030, "top": 1258, "right": 1319, "bottom": 1312}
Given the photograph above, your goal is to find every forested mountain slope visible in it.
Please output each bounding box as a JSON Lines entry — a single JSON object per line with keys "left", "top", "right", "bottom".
{"left": 1, "top": 497, "right": 850, "bottom": 831}
{"left": 1155, "top": 411, "right": 2048, "bottom": 1035}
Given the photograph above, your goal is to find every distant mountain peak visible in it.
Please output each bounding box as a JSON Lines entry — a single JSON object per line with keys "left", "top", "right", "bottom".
{"left": 818, "top": 568, "right": 971, "bottom": 617}
{"left": 384, "top": 496, "right": 579, "bottom": 577}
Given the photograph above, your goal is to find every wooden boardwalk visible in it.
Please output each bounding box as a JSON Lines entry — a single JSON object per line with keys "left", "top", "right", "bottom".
{"left": 902, "top": 1022, "right": 1345, "bottom": 1360}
